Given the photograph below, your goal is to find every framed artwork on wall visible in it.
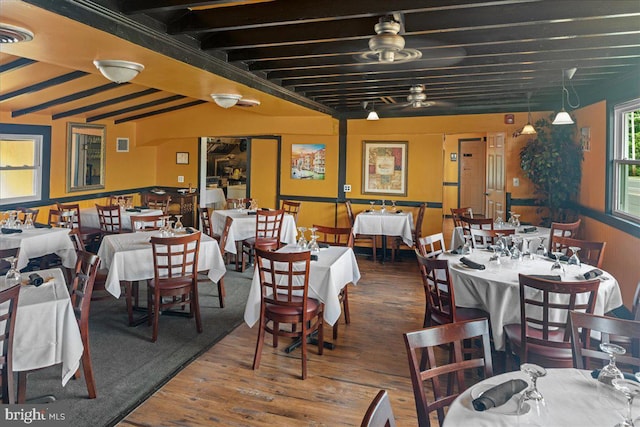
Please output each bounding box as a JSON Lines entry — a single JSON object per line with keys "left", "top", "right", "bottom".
{"left": 291, "top": 144, "right": 325, "bottom": 180}
{"left": 116, "top": 137, "right": 129, "bottom": 152}
{"left": 176, "top": 152, "right": 189, "bottom": 164}
{"left": 362, "top": 140, "right": 408, "bottom": 196}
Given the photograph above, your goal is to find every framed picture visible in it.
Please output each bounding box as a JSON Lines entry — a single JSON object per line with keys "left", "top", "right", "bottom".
{"left": 116, "top": 137, "right": 129, "bottom": 152}
{"left": 362, "top": 140, "right": 408, "bottom": 196}
{"left": 176, "top": 152, "right": 189, "bottom": 164}
{"left": 291, "top": 144, "right": 325, "bottom": 180}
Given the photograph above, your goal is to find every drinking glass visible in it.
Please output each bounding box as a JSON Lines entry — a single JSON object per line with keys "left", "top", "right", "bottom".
{"left": 522, "top": 238, "right": 533, "bottom": 260}
{"left": 297, "top": 226, "right": 308, "bottom": 249}
{"left": 612, "top": 379, "right": 640, "bottom": 427}
{"left": 461, "top": 235, "right": 473, "bottom": 255}
{"left": 535, "top": 237, "right": 548, "bottom": 258}
{"left": 308, "top": 227, "right": 319, "bottom": 252}
{"left": 511, "top": 236, "right": 523, "bottom": 261}
{"left": 369, "top": 201, "right": 375, "bottom": 212}
{"left": 24, "top": 212, "right": 34, "bottom": 229}
{"left": 598, "top": 343, "right": 627, "bottom": 408}
{"left": 391, "top": 200, "right": 396, "bottom": 212}
{"left": 567, "top": 246, "right": 581, "bottom": 273}
{"left": 550, "top": 251, "right": 565, "bottom": 275}
{"left": 380, "top": 200, "right": 386, "bottom": 213}
{"left": 517, "top": 363, "right": 549, "bottom": 427}
{"left": 4, "top": 257, "right": 21, "bottom": 289}
{"left": 174, "top": 215, "right": 184, "bottom": 232}
{"left": 495, "top": 210, "right": 504, "bottom": 228}
{"left": 512, "top": 213, "right": 521, "bottom": 228}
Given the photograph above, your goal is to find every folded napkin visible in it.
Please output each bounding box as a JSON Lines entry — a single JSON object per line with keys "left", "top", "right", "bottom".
{"left": 1, "top": 228, "right": 22, "bottom": 234}
{"left": 247, "top": 211, "right": 257, "bottom": 216}
{"left": 134, "top": 205, "right": 148, "bottom": 210}
{"left": 605, "top": 304, "right": 634, "bottom": 320}
{"left": 318, "top": 243, "right": 330, "bottom": 249}
{"left": 548, "top": 253, "right": 570, "bottom": 262}
{"left": 472, "top": 379, "right": 528, "bottom": 411}
{"left": 395, "top": 210, "right": 403, "bottom": 214}
{"left": 460, "top": 257, "right": 485, "bottom": 270}
{"left": 29, "top": 273, "right": 44, "bottom": 287}
{"left": 583, "top": 268, "right": 603, "bottom": 280}
{"left": 450, "top": 245, "right": 463, "bottom": 255}
{"left": 126, "top": 208, "right": 142, "bottom": 212}
{"left": 530, "top": 274, "right": 562, "bottom": 281}
{"left": 520, "top": 226, "right": 537, "bottom": 233}
{"left": 34, "top": 222, "right": 52, "bottom": 229}
{"left": 310, "top": 254, "right": 318, "bottom": 261}
{"left": 591, "top": 369, "right": 640, "bottom": 382}
{"left": 185, "top": 227, "right": 195, "bottom": 234}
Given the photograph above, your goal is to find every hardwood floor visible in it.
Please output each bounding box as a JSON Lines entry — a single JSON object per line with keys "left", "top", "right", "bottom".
{"left": 118, "top": 252, "right": 451, "bottom": 426}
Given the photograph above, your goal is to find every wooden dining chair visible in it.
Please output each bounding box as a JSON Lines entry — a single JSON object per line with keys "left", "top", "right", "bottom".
{"left": 450, "top": 207, "right": 471, "bottom": 228}
{"left": 148, "top": 232, "right": 202, "bottom": 343}
{"left": 460, "top": 215, "right": 493, "bottom": 238}
{"left": 503, "top": 274, "right": 600, "bottom": 369}
{"left": 198, "top": 207, "right": 214, "bottom": 237}
{"left": 95, "top": 203, "right": 123, "bottom": 235}
{"left": 108, "top": 195, "right": 133, "bottom": 206}
{"left": 404, "top": 318, "right": 494, "bottom": 427}
{"left": 469, "top": 228, "right": 515, "bottom": 249}
{"left": 56, "top": 202, "right": 102, "bottom": 251}
{"left": 252, "top": 248, "right": 324, "bottom": 380}
{"left": 361, "top": 390, "right": 397, "bottom": 427}
{"left": 129, "top": 213, "right": 164, "bottom": 231}
{"left": 198, "top": 216, "right": 233, "bottom": 308}
{"left": 240, "top": 208, "right": 284, "bottom": 272}
{"left": 345, "top": 200, "right": 377, "bottom": 261}
{"left": 416, "top": 232, "right": 446, "bottom": 258}
{"left": 281, "top": 200, "right": 301, "bottom": 222}
{"left": 225, "top": 198, "right": 242, "bottom": 209}
{"left": 68, "top": 228, "right": 109, "bottom": 301}
{"left": 390, "top": 203, "right": 426, "bottom": 262}
{"left": 0, "top": 284, "right": 20, "bottom": 404}
{"left": 313, "top": 224, "right": 354, "bottom": 339}
{"left": 0, "top": 247, "right": 20, "bottom": 276}
{"left": 548, "top": 219, "right": 581, "bottom": 253}
{"left": 144, "top": 194, "right": 171, "bottom": 214}
{"left": 16, "top": 207, "right": 39, "bottom": 224}
{"left": 553, "top": 236, "right": 606, "bottom": 268}
{"left": 570, "top": 311, "right": 640, "bottom": 371}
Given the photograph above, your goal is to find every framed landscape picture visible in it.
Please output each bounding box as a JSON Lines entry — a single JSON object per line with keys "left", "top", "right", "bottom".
{"left": 362, "top": 141, "right": 408, "bottom": 196}
{"left": 291, "top": 144, "right": 325, "bottom": 180}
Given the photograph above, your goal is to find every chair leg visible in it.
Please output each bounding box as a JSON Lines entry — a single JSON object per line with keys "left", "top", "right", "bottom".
{"left": 217, "top": 277, "right": 225, "bottom": 308}
{"left": 342, "top": 287, "right": 350, "bottom": 324}
{"left": 301, "top": 323, "right": 308, "bottom": 380}
{"left": 253, "top": 317, "right": 266, "bottom": 370}
{"left": 371, "top": 237, "right": 377, "bottom": 260}
{"left": 192, "top": 284, "right": 203, "bottom": 333}
{"left": 80, "top": 332, "right": 97, "bottom": 399}
{"left": 151, "top": 292, "right": 161, "bottom": 343}
{"left": 17, "top": 372, "right": 27, "bottom": 403}
{"left": 125, "top": 281, "right": 135, "bottom": 326}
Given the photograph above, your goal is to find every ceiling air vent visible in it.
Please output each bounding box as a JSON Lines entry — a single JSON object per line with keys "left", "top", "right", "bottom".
{"left": 0, "top": 24, "right": 34, "bottom": 43}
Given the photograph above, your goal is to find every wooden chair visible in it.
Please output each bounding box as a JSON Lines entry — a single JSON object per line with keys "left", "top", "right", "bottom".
{"left": 469, "top": 228, "right": 515, "bottom": 249}
{"left": 361, "top": 390, "right": 396, "bottom": 427}
{"left": 129, "top": 214, "right": 164, "bottom": 231}
{"left": 68, "top": 228, "right": 110, "bottom": 301}
{"left": 313, "top": 224, "right": 354, "bottom": 339}
{"left": 450, "top": 207, "right": 471, "bottom": 228}
{"left": 16, "top": 207, "right": 39, "bottom": 224}
{"left": 47, "top": 208, "right": 67, "bottom": 228}
{"left": 95, "top": 204, "right": 123, "bottom": 235}
{"left": 570, "top": 311, "right": 640, "bottom": 371}
{"left": 503, "top": 274, "right": 600, "bottom": 369}
{"left": 0, "top": 285, "right": 20, "bottom": 404}
{"left": 460, "top": 215, "right": 493, "bottom": 237}
{"left": 108, "top": 195, "right": 133, "bottom": 207}
{"left": 225, "top": 198, "right": 242, "bottom": 209}
{"left": 56, "top": 202, "right": 102, "bottom": 250}
{"left": 416, "top": 232, "right": 446, "bottom": 258}
{"left": 390, "top": 203, "right": 426, "bottom": 262}
{"left": 198, "top": 216, "right": 233, "bottom": 308}
{"left": 281, "top": 200, "right": 301, "bottom": 222}
{"left": 415, "top": 252, "right": 488, "bottom": 329}
{"left": 198, "top": 207, "right": 214, "bottom": 237}
{"left": 240, "top": 209, "right": 284, "bottom": 272}
{"left": 144, "top": 194, "right": 171, "bottom": 214}
{"left": 0, "top": 247, "right": 20, "bottom": 276}
{"left": 404, "top": 318, "right": 494, "bottom": 427}
{"left": 147, "top": 232, "right": 202, "bottom": 342}
{"left": 548, "top": 219, "right": 581, "bottom": 253}
{"left": 345, "top": 200, "right": 377, "bottom": 261}
{"left": 252, "top": 248, "right": 324, "bottom": 380}
{"left": 553, "top": 236, "right": 606, "bottom": 268}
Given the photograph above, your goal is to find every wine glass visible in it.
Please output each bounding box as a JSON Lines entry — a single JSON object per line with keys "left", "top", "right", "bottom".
{"left": 517, "top": 363, "right": 549, "bottom": 427}
{"left": 535, "top": 237, "right": 548, "bottom": 258}
{"left": 567, "top": 246, "right": 581, "bottom": 273}
{"left": 495, "top": 210, "right": 505, "bottom": 229}
{"left": 461, "top": 235, "right": 473, "bottom": 255}
{"left": 174, "top": 215, "right": 184, "bottom": 232}
{"left": 308, "top": 227, "right": 319, "bottom": 252}
{"left": 297, "top": 226, "right": 308, "bottom": 249}
{"left": 4, "top": 257, "right": 21, "bottom": 289}
{"left": 512, "top": 213, "right": 521, "bottom": 228}
{"left": 24, "top": 212, "right": 34, "bottom": 229}
{"left": 550, "top": 251, "right": 565, "bottom": 275}
{"left": 391, "top": 200, "right": 396, "bottom": 212}
{"left": 369, "top": 201, "right": 375, "bottom": 213}
{"left": 380, "top": 200, "right": 386, "bottom": 213}
{"left": 522, "top": 237, "right": 533, "bottom": 260}
{"left": 598, "top": 343, "right": 626, "bottom": 407}
{"left": 612, "top": 379, "right": 640, "bottom": 427}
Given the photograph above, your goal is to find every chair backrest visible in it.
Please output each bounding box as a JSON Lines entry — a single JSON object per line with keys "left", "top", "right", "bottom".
{"left": 450, "top": 207, "right": 471, "bottom": 228}
{"left": 281, "top": 200, "right": 301, "bottom": 221}
{"left": 517, "top": 274, "right": 599, "bottom": 361}
{"left": 68, "top": 228, "right": 86, "bottom": 251}
{"left": 360, "top": 390, "right": 396, "bottom": 427}
{"left": 70, "top": 250, "right": 100, "bottom": 326}
{"left": 460, "top": 215, "right": 493, "bottom": 236}
{"left": 47, "top": 209, "right": 68, "bottom": 228}
{"left": 404, "top": 318, "right": 494, "bottom": 427}
{"left": 129, "top": 214, "right": 164, "bottom": 231}
{"left": 226, "top": 198, "right": 242, "bottom": 209}
{"left": 145, "top": 194, "right": 171, "bottom": 214}
{"left": 16, "top": 207, "right": 39, "bottom": 223}
{"left": 0, "top": 248, "right": 20, "bottom": 276}
{"left": 570, "top": 311, "right": 640, "bottom": 371}
{"left": 312, "top": 224, "right": 354, "bottom": 247}
{"left": 108, "top": 195, "right": 133, "bottom": 207}
{"left": 413, "top": 203, "right": 426, "bottom": 242}
{"left": 469, "top": 228, "right": 515, "bottom": 249}
{"left": 0, "top": 284, "right": 20, "bottom": 404}
{"left": 417, "top": 233, "right": 446, "bottom": 258}
{"left": 549, "top": 219, "right": 581, "bottom": 253}
{"left": 150, "top": 232, "right": 201, "bottom": 285}
{"left": 219, "top": 216, "right": 234, "bottom": 258}
{"left": 255, "top": 209, "right": 284, "bottom": 240}
{"left": 198, "top": 207, "right": 213, "bottom": 237}
{"left": 415, "top": 252, "right": 457, "bottom": 325}
{"left": 95, "top": 204, "right": 122, "bottom": 233}
{"left": 345, "top": 200, "right": 356, "bottom": 227}
{"left": 553, "top": 236, "right": 606, "bottom": 268}
{"left": 254, "top": 248, "right": 311, "bottom": 308}
{"left": 56, "top": 202, "right": 82, "bottom": 229}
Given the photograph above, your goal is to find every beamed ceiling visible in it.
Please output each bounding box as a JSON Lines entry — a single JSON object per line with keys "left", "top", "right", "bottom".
{"left": 1, "top": 0, "right": 639, "bottom": 122}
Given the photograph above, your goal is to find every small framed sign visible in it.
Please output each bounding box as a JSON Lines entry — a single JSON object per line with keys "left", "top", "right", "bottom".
{"left": 176, "top": 152, "right": 189, "bottom": 164}
{"left": 116, "top": 137, "right": 129, "bottom": 152}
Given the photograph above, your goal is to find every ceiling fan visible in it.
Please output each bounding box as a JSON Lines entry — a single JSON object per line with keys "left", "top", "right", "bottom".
{"left": 378, "top": 85, "right": 454, "bottom": 111}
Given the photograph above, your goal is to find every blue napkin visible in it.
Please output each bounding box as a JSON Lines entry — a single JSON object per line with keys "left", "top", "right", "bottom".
{"left": 460, "top": 257, "right": 485, "bottom": 270}
{"left": 29, "top": 273, "right": 44, "bottom": 287}
{"left": 472, "top": 379, "right": 528, "bottom": 411}
{"left": 583, "top": 268, "right": 603, "bottom": 280}
{"left": 1, "top": 228, "right": 22, "bottom": 234}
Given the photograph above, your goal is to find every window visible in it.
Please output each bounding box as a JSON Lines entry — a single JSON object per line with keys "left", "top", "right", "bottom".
{"left": 0, "top": 124, "right": 50, "bottom": 206}
{"left": 613, "top": 99, "right": 640, "bottom": 222}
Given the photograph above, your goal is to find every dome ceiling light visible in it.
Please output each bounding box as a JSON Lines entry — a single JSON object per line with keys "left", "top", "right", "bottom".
{"left": 0, "top": 23, "right": 34, "bottom": 43}
{"left": 93, "top": 60, "right": 144, "bottom": 84}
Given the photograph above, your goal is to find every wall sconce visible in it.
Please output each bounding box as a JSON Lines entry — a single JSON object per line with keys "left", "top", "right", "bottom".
{"left": 552, "top": 68, "right": 579, "bottom": 125}
{"left": 93, "top": 60, "right": 144, "bottom": 84}
{"left": 211, "top": 94, "right": 243, "bottom": 108}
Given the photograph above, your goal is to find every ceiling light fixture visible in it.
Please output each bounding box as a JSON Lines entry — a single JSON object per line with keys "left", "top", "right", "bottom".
{"left": 211, "top": 93, "right": 243, "bottom": 108}
{"left": 364, "top": 101, "right": 379, "bottom": 120}
{"left": 552, "top": 68, "right": 579, "bottom": 125}
{"left": 0, "top": 23, "right": 34, "bottom": 43}
{"left": 520, "top": 92, "right": 537, "bottom": 135}
{"left": 366, "top": 15, "right": 421, "bottom": 63}
{"left": 93, "top": 60, "right": 144, "bottom": 84}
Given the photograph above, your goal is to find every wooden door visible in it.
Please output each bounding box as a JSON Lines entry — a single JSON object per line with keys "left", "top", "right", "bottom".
{"left": 459, "top": 138, "right": 486, "bottom": 216}
{"left": 485, "top": 132, "right": 506, "bottom": 221}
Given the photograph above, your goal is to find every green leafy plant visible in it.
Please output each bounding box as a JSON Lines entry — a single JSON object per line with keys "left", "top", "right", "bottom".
{"left": 520, "top": 114, "right": 583, "bottom": 225}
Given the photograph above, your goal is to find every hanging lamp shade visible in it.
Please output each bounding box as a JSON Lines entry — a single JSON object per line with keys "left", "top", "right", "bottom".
{"left": 367, "top": 110, "right": 379, "bottom": 121}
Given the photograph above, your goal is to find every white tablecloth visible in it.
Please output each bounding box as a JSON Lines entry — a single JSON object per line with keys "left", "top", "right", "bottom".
{"left": 0, "top": 228, "right": 77, "bottom": 270}
{"left": 352, "top": 211, "right": 414, "bottom": 247}
{"left": 1, "top": 268, "right": 84, "bottom": 387}
{"left": 443, "top": 368, "right": 633, "bottom": 427}
{"left": 450, "top": 225, "right": 552, "bottom": 251}
{"left": 244, "top": 246, "right": 361, "bottom": 327}
{"left": 211, "top": 209, "right": 297, "bottom": 254}
{"left": 440, "top": 250, "right": 623, "bottom": 350}
{"left": 201, "top": 188, "right": 226, "bottom": 210}
{"left": 97, "top": 231, "right": 226, "bottom": 298}
{"left": 80, "top": 207, "right": 164, "bottom": 231}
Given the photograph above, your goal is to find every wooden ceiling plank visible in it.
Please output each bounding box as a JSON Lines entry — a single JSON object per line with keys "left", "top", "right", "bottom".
{"left": 0, "top": 71, "right": 87, "bottom": 103}
{"left": 0, "top": 58, "right": 37, "bottom": 74}
{"left": 86, "top": 94, "right": 186, "bottom": 122}
{"left": 122, "top": 1, "right": 244, "bottom": 15}
{"left": 52, "top": 88, "right": 161, "bottom": 120}
{"left": 115, "top": 100, "right": 207, "bottom": 123}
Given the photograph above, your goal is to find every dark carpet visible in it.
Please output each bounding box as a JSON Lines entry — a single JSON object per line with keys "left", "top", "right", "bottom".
{"left": 19, "top": 267, "right": 253, "bottom": 427}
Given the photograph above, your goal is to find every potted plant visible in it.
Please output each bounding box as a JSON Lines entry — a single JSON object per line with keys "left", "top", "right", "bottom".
{"left": 519, "top": 114, "right": 583, "bottom": 226}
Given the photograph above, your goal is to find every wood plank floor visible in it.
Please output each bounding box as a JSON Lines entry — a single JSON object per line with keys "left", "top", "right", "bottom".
{"left": 118, "top": 253, "right": 440, "bottom": 426}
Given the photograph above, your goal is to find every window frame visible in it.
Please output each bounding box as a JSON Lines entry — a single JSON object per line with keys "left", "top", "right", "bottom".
{"left": 0, "top": 123, "right": 51, "bottom": 208}
{"left": 611, "top": 98, "right": 640, "bottom": 224}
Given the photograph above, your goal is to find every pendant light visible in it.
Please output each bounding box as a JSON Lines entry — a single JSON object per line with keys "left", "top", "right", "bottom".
{"left": 365, "top": 101, "right": 379, "bottom": 120}
{"left": 552, "top": 68, "right": 579, "bottom": 125}
{"left": 520, "top": 92, "right": 537, "bottom": 135}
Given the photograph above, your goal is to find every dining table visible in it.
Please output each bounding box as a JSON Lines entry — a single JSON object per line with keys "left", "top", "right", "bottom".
{"left": 439, "top": 249, "right": 624, "bottom": 351}
{"left": 1, "top": 268, "right": 84, "bottom": 389}
{"left": 201, "top": 187, "right": 226, "bottom": 210}
{"left": 211, "top": 209, "right": 298, "bottom": 254}
{"left": 0, "top": 227, "right": 77, "bottom": 271}
{"left": 442, "top": 368, "right": 634, "bottom": 426}
{"left": 80, "top": 206, "right": 164, "bottom": 231}
{"left": 244, "top": 245, "right": 361, "bottom": 329}
{"left": 352, "top": 209, "right": 414, "bottom": 262}
{"left": 450, "top": 224, "right": 552, "bottom": 252}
